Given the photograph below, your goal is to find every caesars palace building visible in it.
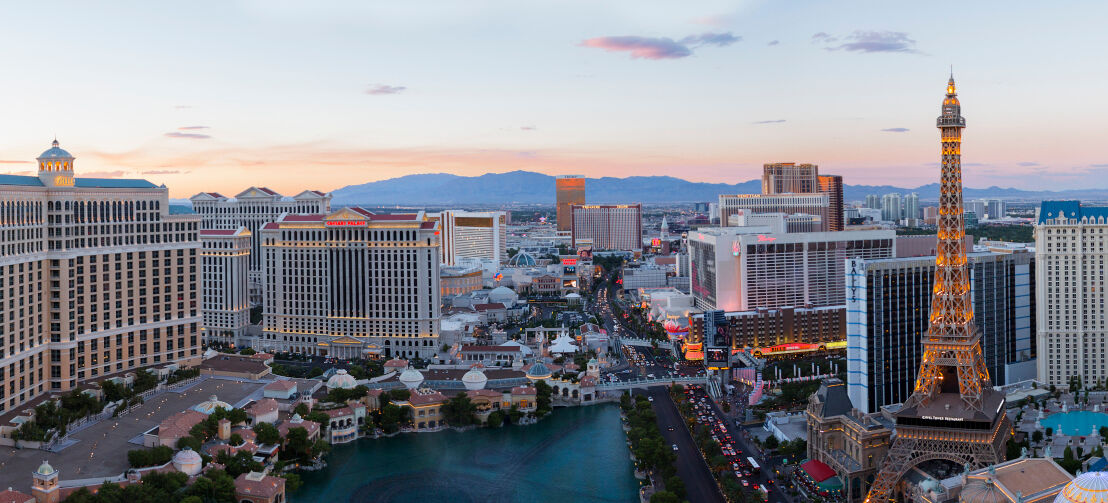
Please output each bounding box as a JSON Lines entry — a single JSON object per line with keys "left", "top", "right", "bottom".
{"left": 257, "top": 207, "right": 443, "bottom": 360}
{"left": 0, "top": 141, "right": 201, "bottom": 415}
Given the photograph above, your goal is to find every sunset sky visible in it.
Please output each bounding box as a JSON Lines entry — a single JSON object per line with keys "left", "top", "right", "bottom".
{"left": 1, "top": 1, "right": 1105, "bottom": 197}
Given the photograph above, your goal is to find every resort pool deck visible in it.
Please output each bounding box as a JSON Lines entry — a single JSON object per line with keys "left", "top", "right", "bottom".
{"left": 1044, "top": 411, "right": 1108, "bottom": 436}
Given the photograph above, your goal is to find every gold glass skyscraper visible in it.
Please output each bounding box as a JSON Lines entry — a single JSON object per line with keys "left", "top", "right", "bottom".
{"left": 555, "top": 175, "right": 585, "bottom": 232}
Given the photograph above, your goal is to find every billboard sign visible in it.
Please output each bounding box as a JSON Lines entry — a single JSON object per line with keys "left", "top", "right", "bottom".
{"left": 704, "top": 310, "right": 730, "bottom": 368}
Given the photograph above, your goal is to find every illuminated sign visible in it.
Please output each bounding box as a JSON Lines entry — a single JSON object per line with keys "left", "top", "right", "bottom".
{"left": 732, "top": 241, "right": 740, "bottom": 256}
{"left": 921, "top": 416, "right": 964, "bottom": 422}
{"left": 326, "top": 220, "right": 366, "bottom": 227}
{"left": 756, "top": 235, "right": 776, "bottom": 242}
{"left": 651, "top": 238, "right": 661, "bottom": 247}
{"left": 561, "top": 258, "right": 577, "bottom": 266}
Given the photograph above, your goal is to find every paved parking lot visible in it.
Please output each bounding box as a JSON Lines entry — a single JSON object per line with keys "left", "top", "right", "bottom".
{"left": 0, "top": 378, "right": 264, "bottom": 492}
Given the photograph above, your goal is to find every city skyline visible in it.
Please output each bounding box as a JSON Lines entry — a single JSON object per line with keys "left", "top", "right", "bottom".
{"left": 1, "top": 2, "right": 1106, "bottom": 196}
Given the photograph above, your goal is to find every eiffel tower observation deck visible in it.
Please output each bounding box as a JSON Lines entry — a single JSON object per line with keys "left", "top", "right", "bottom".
{"left": 863, "top": 75, "right": 1012, "bottom": 502}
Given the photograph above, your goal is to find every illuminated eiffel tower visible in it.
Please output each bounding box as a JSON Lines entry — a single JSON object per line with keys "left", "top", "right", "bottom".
{"left": 863, "top": 75, "right": 1011, "bottom": 502}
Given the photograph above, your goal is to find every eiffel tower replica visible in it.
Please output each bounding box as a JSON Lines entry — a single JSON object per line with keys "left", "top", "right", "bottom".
{"left": 864, "top": 75, "right": 1011, "bottom": 502}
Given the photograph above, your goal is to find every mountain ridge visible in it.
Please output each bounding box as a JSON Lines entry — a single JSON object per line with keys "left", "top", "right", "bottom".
{"left": 326, "top": 170, "right": 1108, "bottom": 205}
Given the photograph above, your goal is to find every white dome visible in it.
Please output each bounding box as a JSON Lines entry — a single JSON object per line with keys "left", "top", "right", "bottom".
{"left": 192, "top": 395, "right": 233, "bottom": 415}
{"left": 488, "top": 286, "right": 518, "bottom": 306}
{"left": 462, "top": 367, "right": 488, "bottom": 391}
{"left": 398, "top": 368, "right": 424, "bottom": 390}
{"left": 1056, "top": 471, "right": 1108, "bottom": 503}
{"left": 172, "top": 447, "right": 203, "bottom": 476}
{"left": 326, "top": 369, "right": 357, "bottom": 390}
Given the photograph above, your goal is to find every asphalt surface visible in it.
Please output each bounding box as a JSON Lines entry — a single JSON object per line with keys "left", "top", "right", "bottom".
{"left": 643, "top": 386, "right": 725, "bottom": 503}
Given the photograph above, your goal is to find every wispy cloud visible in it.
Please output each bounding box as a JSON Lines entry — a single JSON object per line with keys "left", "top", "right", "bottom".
{"left": 365, "top": 84, "right": 406, "bottom": 95}
{"left": 752, "top": 119, "right": 786, "bottom": 124}
{"left": 819, "top": 31, "right": 920, "bottom": 54}
{"left": 164, "top": 131, "right": 212, "bottom": 140}
{"left": 881, "top": 127, "right": 910, "bottom": 133}
{"left": 679, "top": 32, "right": 741, "bottom": 47}
{"left": 178, "top": 126, "right": 209, "bottom": 131}
{"left": 767, "top": 40, "right": 780, "bottom": 46}
{"left": 580, "top": 32, "right": 739, "bottom": 60}
{"left": 83, "top": 170, "right": 127, "bottom": 178}
{"left": 692, "top": 13, "right": 738, "bottom": 28}
{"left": 520, "top": 126, "right": 537, "bottom": 131}
{"left": 142, "top": 169, "right": 184, "bottom": 175}
{"left": 1017, "top": 161, "right": 1039, "bottom": 166}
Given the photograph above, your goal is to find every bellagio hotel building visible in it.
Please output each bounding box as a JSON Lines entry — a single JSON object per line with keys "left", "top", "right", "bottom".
{"left": 0, "top": 141, "right": 201, "bottom": 415}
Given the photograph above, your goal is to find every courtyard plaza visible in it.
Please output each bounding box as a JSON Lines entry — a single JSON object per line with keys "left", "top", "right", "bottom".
{"left": 0, "top": 378, "right": 264, "bottom": 493}
{"left": 1009, "top": 388, "right": 1108, "bottom": 456}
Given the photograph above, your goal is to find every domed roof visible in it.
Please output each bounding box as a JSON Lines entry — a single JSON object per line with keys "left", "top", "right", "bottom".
{"left": 488, "top": 286, "right": 517, "bottom": 303}
{"left": 960, "top": 477, "right": 1005, "bottom": 503}
{"left": 526, "top": 361, "right": 552, "bottom": 380}
{"left": 398, "top": 368, "right": 424, "bottom": 390}
{"left": 462, "top": 367, "right": 488, "bottom": 391}
{"left": 326, "top": 369, "right": 357, "bottom": 390}
{"left": 38, "top": 140, "right": 73, "bottom": 160}
{"left": 192, "top": 395, "right": 233, "bottom": 415}
{"left": 172, "top": 447, "right": 203, "bottom": 476}
{"left": 36, "top": 461, "right": 56, "bottom": 476}
{"left": 508, "top": 252, "right": 536, "bottom": 267}
{"left": 1055, "top": 471, "right": 1108, "bottom": 503}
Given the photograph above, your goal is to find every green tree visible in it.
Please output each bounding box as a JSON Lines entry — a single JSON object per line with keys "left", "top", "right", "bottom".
{"left": 664, "top": 476, "right": 686, "bottom": 500}
{"left": 308, "top": 367, "right": 325, "bottom": 378}
{"left": 188, "top": 469, "right": 236, "bottom": 502}
{"left": 293, "top": 403, "right": 310, "bottom": 417}
{"left": 127, "top": 445, "right": 174, "bottom": 468}
{"left": 377, "top": 403, "right": 409, "bottom": 433}
{"left": 176, "top": 436, "right": 202, "bottom": 452}
{"left": 284, "top": 427, "right": 313, "bottom": 460}
{"left": 649, "top": 490, "right": 681, "bottom": 503}
{"left": 229, "top": 433, "right": 243, "bottom": 446}
{"left": 388, "top": 388, "right": 411, "bottom": 402}
{"left": 253, "top": 422, "right": 281, "bottom": 445}
{"left": 281, "top": 473, "right": 302, "bottom": 492}
{"left": 216, "top": 450, "right": 263, "bottom": 478}
{"left": 1047, "top": 427, "right": 1054, "bottom": 438}
{"left": 765, "top": 435, "right": 779, "bottom": 449}
{"left": 534, "top": 379, "right": 553, "bottom": 415}
{"left": 441, "top": 393, "right": 478, "bottom": 426}
{"left": 1033, "top": 430, "right": 1044, "bottom": 443}
{"left": 486, "top": 410, "right": 506, "bottom": 427}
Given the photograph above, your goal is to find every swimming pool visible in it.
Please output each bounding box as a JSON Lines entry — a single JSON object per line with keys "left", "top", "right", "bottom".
{"left": 1044, "top": 411, "right": 1108, "bottom": 436}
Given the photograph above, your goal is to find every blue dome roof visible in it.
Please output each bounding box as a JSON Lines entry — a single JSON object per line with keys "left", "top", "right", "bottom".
{"left": 38, "top": 140, "right": 73, "bottom": 159}
{"left": 526, "top": 361, "right": 552, "bottom": 379}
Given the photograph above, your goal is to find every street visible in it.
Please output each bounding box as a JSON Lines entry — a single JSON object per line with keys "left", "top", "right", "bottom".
{"left": 643, "top": 386, "right": 725, "bottom": 503}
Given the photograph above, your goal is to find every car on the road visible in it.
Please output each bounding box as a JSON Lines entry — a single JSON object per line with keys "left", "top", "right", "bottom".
{"left": 667, "top": 426, "right": 675, "bottom": 431}
{"left": 671, "top": 444, "right": 679, "bottom": 451}
{"left": 647, "top": 396, "right": 654, "bottom": 402}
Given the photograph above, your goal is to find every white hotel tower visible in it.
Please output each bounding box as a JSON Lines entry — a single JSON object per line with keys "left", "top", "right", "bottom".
{"left": 258, "top": 207, "right": 442, "bottom": 359}
{"left": 190, "top": 188, "right": 331, "bottom": 304}
{"left": 0, "top": 141, "right": 201, "bottom": 415}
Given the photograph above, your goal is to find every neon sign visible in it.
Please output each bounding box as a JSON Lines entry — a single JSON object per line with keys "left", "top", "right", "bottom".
{"left": 757, "top": 235, "right": 776, "bottom": 242}
{"left": 561, "top": 258, "right": 577, "bottom": 266}
{"left": 326, "top": 220, "right": 366, "bottom": 227}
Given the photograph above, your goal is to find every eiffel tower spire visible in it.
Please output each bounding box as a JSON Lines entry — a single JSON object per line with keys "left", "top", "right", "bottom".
{"left": 863, "top": 75, "right": 1011, "bottom": 502}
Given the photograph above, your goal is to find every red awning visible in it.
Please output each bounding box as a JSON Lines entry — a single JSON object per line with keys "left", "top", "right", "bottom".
{"left": 684, "top": 351, "right": 704, "bottom": 361}
{"left": 800, "top": 459, "right": 836, "bottom": 483}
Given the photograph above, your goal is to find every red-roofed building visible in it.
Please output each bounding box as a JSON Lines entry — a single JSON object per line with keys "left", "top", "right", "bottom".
{"left": 277, "top": 415, "right": 321, "bottom": 445}
{"left": 404, "top": 389, "right": 447, "bottom": 431}
{"left": 0, "top": 489, "right": 33, "bottom": 503}
{"left": 245, "top": 398, "right": 279, "bottom": 425}
{"left": 234, "top": 471, "right": 286, "bottom": 503}
{"left": 319, "top": 403, "right": 365, "bottom": 444}
{"left": 147, "top": 409, "right": 207, "bottom": 447}
{"left": 473, "top": 303, "right": 508, "bottom": 323}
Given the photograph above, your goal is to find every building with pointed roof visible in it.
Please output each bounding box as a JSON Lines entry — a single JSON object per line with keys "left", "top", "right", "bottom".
{"left": 190, "top": 186, "right": 331, "bottom": 305}
{"left": 257, "top": 208, "right": 441, "bottom": 359}
{"left": 806, "top": 378, "right": 892, "bottom": 502}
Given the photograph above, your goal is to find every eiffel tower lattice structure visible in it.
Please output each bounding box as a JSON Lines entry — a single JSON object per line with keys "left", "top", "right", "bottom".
{"left": 863, "top": 76, "right": 1012, "bottom": 502}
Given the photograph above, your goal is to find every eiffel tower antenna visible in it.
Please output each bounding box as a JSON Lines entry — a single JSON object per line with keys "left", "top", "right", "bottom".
{"left": 864, "top": 74, "right": 1011, "bottom": 502}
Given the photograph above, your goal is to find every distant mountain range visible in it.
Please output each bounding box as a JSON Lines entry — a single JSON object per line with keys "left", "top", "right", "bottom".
{"left": 319, "top": 170, "right": 1108, "bottom": 205}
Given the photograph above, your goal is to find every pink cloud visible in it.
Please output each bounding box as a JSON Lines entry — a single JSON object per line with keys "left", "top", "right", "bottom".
{"left": 83, "top": 170, "right": 128, "bottom": 178}
{"left": 580, "top": 36, "right": 692, "bottom": 59}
